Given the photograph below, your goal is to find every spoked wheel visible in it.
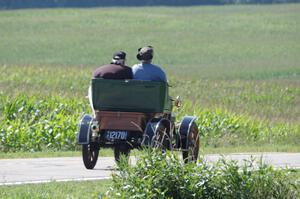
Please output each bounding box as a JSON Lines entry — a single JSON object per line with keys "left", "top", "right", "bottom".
{"left": 82, "top": 143, "right": 99, "bottom": 169}
{"left": 114, "top": 144, "right": 130, "bottom": 163}
{"left": 152, "top": 122, "right": 171, "bottom": 150}
{"left": 182, "top": 123, "right": 200, "bottom": 163}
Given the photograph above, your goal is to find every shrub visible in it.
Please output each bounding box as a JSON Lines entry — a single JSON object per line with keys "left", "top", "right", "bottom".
{"left": 175, "top": 101, "right": 300, "bottom": 147}
{"left": 0, "top": 94, "right": 89, "bottom": 152}
{"left": 105, "top": 151, "right": 299, "bottom": 198}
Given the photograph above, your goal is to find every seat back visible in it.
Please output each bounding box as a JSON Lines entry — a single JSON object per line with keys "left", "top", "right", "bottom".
{"left": 91, "top": 79, "right": 172, "bottom": 113}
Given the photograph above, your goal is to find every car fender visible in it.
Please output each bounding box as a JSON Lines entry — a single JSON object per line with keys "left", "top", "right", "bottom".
{"left": 142, "top": 118, "right": 171, "bottom": 147}
{"left": 177, "top": 116, "right": 197, "bottom": 149}
{"left": 77, "top": 114, "right": 93, "bottom": 145}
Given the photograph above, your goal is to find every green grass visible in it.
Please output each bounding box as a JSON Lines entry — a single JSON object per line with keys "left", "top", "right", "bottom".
{"left": 202, "top": 145, "right": 300, "bottom": 154}
{"left": 0, "top": 150, "right": 80, "bottom": 159}
{"left": 0, "top": 4, "right": 299, "bottom": 153}
{"left": 0, "top": 180, "right": 111, "bottom": 199}
{"left": 0, "top": 149, "right": 115, "bottom": 159}
{"left": 290, "top": 169, "right": 300, "bottom": 182}
{"left": 0, "top": 5, "right": 299, "bottom": 199}
{"left": 0, "top": 4, "right": 299, "bottom": 122}
{"left": 172, "top": 79, "right": 300, "bottom": 124}
{"left": 0, "top": 5, "right": 299, "bottom": 80}
{"left": 107, "top": 151, "right": 300, "bottom": 198}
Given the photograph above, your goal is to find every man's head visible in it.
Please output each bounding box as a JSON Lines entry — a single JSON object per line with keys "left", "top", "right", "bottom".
{"left": 111, "top": 51, "right": 126, "bottom": 65}
{"left": 136, "top": 46, "right": 154, "bottom": 63}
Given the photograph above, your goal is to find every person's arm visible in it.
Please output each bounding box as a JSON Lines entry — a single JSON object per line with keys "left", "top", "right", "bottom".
{"left": 158, "top": 68, "right": 167, "bottom": 82}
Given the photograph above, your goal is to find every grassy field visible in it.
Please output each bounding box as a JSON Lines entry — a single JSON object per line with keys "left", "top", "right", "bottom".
{"left": 0, "top": 5, "right": 299, "bottom": 78}
{"left": 0, "top": 180, "right": 111, "bottom": 199}
{"left": 0, "top": 4, "right": 299, "bottom": 154}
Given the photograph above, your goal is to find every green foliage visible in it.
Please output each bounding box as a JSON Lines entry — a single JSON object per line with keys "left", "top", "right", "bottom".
{"left": 170, "top": 79, "right": 300, "bottom": 124}
{"left": 195, "top": 107, "right": 299, "bottom": 141}
{"left": 0, "top": 93, "right": 299, "bottom": 152}
{"left": 1, "top": 4, "right": 299, "bottom": 123}
{"left": 0, "top": 5, "right": 299, "bottom": 152}
{"left": 106, "top": 151, "right": 299, "bottom": 198}
{"left": 0, "top": 5, "right": 299, "bottom": 80}
{"left": 0, "top": 179, "right": 111, "bottom": 199}
{"left": 0, "top": 94, "right": 89, "bottom": 152}
{"left": 175, "top": 101, "right": 300, "bottom": 148}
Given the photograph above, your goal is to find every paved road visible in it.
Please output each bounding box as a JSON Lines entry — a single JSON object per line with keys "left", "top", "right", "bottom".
{"left": 1, "top": 153, "right": 300, "bottom": 185}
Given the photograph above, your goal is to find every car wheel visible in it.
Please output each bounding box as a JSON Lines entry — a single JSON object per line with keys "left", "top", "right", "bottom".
{"left": 82, "top": 143, "right": 99, "bottom": 169}
{"left": 114, "top": 144, "right": 130, "bottom": 163}
{"left": 182, "top": 123, "right": 200, "bottom": 163}
{"left": 152, "top": 123, "right": 171, "bottom": 150}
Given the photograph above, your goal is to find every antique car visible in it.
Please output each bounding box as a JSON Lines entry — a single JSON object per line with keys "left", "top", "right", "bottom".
{"left": 77, "top": 78, "right": 200, "bottom": 169}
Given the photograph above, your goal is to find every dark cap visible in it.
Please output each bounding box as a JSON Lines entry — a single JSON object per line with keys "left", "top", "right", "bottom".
{"left": 113, "top": 51, "right": 126, "bottom": 60}
{"left": 136, "top": 46, "right": 153, "bottom": 61}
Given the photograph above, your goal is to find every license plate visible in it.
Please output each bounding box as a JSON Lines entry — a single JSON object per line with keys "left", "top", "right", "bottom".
{"left": 105, "top": 130, "right": 128, "bottom": 140}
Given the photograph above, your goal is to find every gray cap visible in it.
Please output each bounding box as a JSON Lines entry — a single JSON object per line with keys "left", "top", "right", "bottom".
{"left": 136, "top": 46, "right": 153, "bottom": 61}
{"left": 113, "top": 51, "right": 126, "bottom": 60}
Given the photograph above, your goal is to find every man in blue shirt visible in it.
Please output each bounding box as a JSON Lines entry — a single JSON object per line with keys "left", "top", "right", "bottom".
{"left": 132, "top": 46, "right": 167, "bottom": 82}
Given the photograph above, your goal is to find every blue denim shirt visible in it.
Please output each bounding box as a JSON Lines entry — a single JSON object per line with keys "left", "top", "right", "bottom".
{"left": 132, "top": 63, "right": 167, "bottom": 82}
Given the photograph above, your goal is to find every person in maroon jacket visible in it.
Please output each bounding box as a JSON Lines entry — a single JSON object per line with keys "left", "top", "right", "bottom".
{"left": 93, "top": 51, "right": 133, "bottom": 79}
{"left": 89, "top": 51, "right": 132, "bottom": 115}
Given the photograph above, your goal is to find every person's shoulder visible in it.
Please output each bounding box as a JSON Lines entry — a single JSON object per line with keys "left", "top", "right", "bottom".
{"left": 93, "top": 64, "right": 107, "bottom": 72}
{"left": 151, "top": 64, "right": 167, "bottom": 81}
{"left": 93, "top": 64, "right": 109, "bottom": 78}
{"left": 93, "top": 63, "right": 122, "bottom": 74}
{"left": 151, "top": 64, "right": 165, "bottom": 72}
{"left": 96, "top": 64, "right": 108, "bottom": 68}
{"left": 95, "top": 64, "right": 114, "bottom": 70}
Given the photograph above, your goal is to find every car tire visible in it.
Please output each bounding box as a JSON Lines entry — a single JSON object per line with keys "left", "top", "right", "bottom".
{"left": 114, "top": 144, "right": 130, "bottom": 163}
{"left": 182, "top": 123, "right": 200, "bottom": 164}
{"left": 82, "top": 143, "right": 99, "bottom": 169}
{"left": 152, "top": 121, "right": 171, "bottom": 150}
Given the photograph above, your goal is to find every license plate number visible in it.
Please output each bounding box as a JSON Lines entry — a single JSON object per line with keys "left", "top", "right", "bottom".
{"left": 105, "top": 131, "right": 128, "bottom": 140}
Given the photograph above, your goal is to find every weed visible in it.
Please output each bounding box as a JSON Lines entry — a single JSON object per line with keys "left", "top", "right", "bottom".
{"left": 106, "top": 151, "right": 299, "bottom": 198}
